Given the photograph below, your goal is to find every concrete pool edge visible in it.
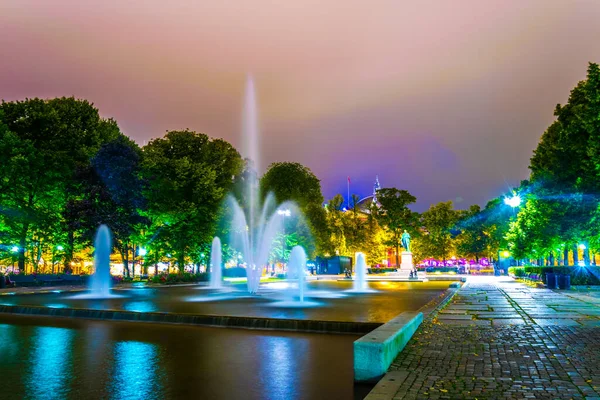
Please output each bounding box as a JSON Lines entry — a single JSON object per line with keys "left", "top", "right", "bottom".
{"left": 360, "top": 285, "right": 463, "bottom": 397}
{"left": 353, "top": 311, "right": 424, "bottom": 382}
{"left": 0, "top": 304, "right": 382, "bottom": 334}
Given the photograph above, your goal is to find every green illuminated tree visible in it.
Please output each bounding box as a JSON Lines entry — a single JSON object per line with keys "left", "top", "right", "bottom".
{"left": 375, "top": 188, "right": 419, "bottom": 267}
{"left": 142, "top": 130, "right": 243, "bottom": 272}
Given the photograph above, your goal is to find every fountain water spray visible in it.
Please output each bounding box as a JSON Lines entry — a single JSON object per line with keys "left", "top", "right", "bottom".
{"left": 90, "top": 224, "right": 112, "bottom": 297}
{"left": 209, "top": 237, "right": 222, "bottom": 289}
{"left": 228, "top": 76, "right": 299, "bottom": 294}
{"left": 353, "top": 252, "right": 368, "bottom": 292}
{"left": 288, "top": 246, "right": 307, "bottom": 302}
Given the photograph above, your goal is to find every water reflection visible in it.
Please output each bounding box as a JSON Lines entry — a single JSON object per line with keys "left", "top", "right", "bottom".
{"left": 123, "top": 300, "right": 158, "bottom": 313}
{"left": 258, "top": 336, "right": 305, "bottom": 400}
{"left": 0, "top": 324, "right": 18, "bottom": 359}
{"left": 111, "top": 341, "right": 162, "bottom": 400}
{"left": 28, "top": 327, "right": 74, "bottom": 400}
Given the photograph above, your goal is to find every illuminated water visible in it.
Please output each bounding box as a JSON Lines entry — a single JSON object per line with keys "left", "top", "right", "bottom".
{"left": 354, "top": 252, "right": 367, "bottom": 291}
{"left": 0, "top": 281, "right": 449, "bottom": 323}
{"left": 90, "top": 225, "right": 111, "bottom": 297}
{"left": 209, "top": 237, "right": 223, "bottom": 289}
{"left": 71, "top": 225, "right": 121, "bottom": 300}
{"left": 228, "top": 76, "right": 301, "bottom": 294}
{"left": 0, "top": 315, "right": 369, "bottom": 400}
{"left": 289, "top": 246, "right": 307, "bottom": 302}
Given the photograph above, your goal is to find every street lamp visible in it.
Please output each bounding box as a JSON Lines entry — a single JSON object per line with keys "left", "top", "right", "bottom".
{"left": 52, "top": 245, "right": 64, "bottom": 274}
{"left": 503, "top": 193, "right": 521, "bottom": 208}
{"left": 277, "top": 209, "right": 291, "bottom": 270}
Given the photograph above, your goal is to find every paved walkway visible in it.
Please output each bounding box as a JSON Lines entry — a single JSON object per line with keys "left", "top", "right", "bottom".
{"left": 367, "top": 276, "right": 600, "bottom": 399}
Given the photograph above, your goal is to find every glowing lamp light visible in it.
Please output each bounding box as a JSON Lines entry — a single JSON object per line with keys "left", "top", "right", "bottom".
{"left": 578, "top": 243, "right": 586, "bottom": 250}
{"left": 277, "top": 209, "right": 291, "bottom": 217}
{"left": 503, "top": 193, "right": 522, "bottom": 208}
{"left": 138, "top": 247, "right": 147, "bottom": 256}
{"left": 10, "top": 246, "right": 19, "bottom": 253}
{"left": 502, "top": 251, "right": 510, "bottom": 258}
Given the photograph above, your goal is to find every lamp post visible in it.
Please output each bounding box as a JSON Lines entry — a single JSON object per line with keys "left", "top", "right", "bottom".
{"left": 10, "top": 246, "right": 18, "bottom": 273}
{"left": 277, "top": 209, "right": 291, "bottom": 272}
{"left": 500, "top": 191, "right": 521, "bottom": 269}
{"left": 503, "top": 192, "right": 521, "bottom": 208}
{"left": 52, "top": 245, "right": 64, "bottom": 274}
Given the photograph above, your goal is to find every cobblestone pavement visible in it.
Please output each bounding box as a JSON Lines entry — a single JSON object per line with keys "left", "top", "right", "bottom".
{"left": 377, "top": 277, "right": 600, "bottom": 399}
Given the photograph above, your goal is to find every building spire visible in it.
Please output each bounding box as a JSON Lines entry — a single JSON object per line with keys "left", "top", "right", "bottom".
{"left": 372, "top": 175, "right": 381, "bottom": 203}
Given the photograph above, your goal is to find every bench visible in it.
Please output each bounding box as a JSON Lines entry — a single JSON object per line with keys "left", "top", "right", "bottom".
{"left": 59, "top": 274, "right": 84, "bottom": 285}
{"left": 9, "top": 275, "right": 37, "bottom": 287}
{"left": 36, "top": 274, "right": 63, "bottom": 285}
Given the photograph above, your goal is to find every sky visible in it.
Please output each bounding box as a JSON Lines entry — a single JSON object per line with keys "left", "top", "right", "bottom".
{"left": 1, "top": 0, "right": 600, "bottom": 211}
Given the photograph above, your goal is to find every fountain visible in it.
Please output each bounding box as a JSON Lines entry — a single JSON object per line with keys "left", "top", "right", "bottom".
{"left": 209, "top": 237, "right": 223, "bottom": 289}
{"left": 353, "top": 252, "right": 367, "bottom": 291}
{"left": 89, "top": 225, "right": 112, "bottom": 297}
{"left": 345, "top": 252, "right": 375, "bottom": 293}
{"left": 288, "top": 246, "right": 307, "bottom": 302}
{"left": 70, "top": 225, "right": 123, "bottom": 299}
{"left": 228, "top": 76, "right": 299, "bottom": 295}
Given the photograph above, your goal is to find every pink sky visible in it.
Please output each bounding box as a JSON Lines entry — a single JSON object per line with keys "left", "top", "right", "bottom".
{"left": 2, "top": 0, "right": 600, "bottom": 209}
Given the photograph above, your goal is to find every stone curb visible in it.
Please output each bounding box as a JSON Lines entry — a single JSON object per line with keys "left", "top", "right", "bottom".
{"left": 0, "top": 304, "right": 381, "bottom": 334}
{"left": 362, "top": 283, "right": 464, "bottom": 399}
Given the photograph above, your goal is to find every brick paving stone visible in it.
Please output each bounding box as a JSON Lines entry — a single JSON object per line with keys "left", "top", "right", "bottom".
{"left": 383, "top": 277, "right": 600, "bottom": 399}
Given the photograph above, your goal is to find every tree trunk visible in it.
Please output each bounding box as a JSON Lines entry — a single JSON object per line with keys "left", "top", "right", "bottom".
{"left": 64, "top": 231, "right": 74, "bottom": 273}
{"left": 122, "top": 243, "right": 130, "bottom": 278}
{"left": 395, "top": 245, "right": 400, "bottom": 268}
{"left": 573, "top": 245, "right": 579, "bottom": 266}
{"left": 177, "top": 251, "right": 185, "bottom": 273}
{"left": 18, "top": 223, "right": 29, "bottom": 272}
{"left": 563, "top": 248, "right": 569, "bottom": 266}
{"left": 583, "top": 242, "right": 590, "bottom": 266}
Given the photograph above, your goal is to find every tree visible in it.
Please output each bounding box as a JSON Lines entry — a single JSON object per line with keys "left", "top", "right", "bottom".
{"left": 0, "top": 98, "right": 119, "bottom": 272}
{"left": 260, "top": 162, "right": 330, "bottom": 257}
{"left": 375, "top": 188, "right": 419, "bottom": 267}
{"left": 420, "top": 201, "right": 460, "bottom": 264}
{"left": 456, "top": 205, "right": 488, "bottom": 263}
{"left": 142, "top": 130, "right": 243, "bottom": 272}
{"left": 528, "top": 63, "right": 600, "bottom": 260}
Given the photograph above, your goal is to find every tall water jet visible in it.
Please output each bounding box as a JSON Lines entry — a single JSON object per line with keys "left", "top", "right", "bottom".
{"left": 288, "top": 246, "right": 307, "bottom": 302}
{"left": 90, "top": 225, "right": 112, "bottom": 297}
{"left": 353, "top": 252, "right": 367, "bottom": 292}
{"left": 209, "top": 237, "right": 222, "bottom": 289}
{"left": 228, "top": 76, "right": 292, "bottom": 294}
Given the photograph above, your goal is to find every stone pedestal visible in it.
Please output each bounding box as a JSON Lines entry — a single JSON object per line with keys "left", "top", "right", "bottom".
{"left": 400, "top": 251, "right": 414, "bottom": 270}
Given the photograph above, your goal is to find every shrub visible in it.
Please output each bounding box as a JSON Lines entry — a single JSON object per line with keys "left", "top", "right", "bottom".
{"left": 509, "top": 266, "right": 600, "bottom": 285}
{"left": 150, "top": 272, "right": 209, "bottom": 284}
{"left": 223, "top": 267, "right": 247, "bottom": 278}
{"left": 367, "top": 267, "right": 397, "bottom": 274}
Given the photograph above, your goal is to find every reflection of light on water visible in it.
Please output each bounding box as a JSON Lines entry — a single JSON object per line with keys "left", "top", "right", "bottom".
{"left": 123, "top": 301, "right": 157, "bottom": 313}
{"left": 267, "top": 300, "right": 321, "bottom": 308}
{"left": 0, "top": 324, "right": 17, "bottom": 359}
{"left": 46, "top": 303, "right": 68, "bottom": 309}
{"left": 262, "top": 282, "right": 292, "bottom": 290}
{"left": 258, "top": 336, "right": 306, "bottom": 399}
{"left": 112, "top": 341, "right": 162, "bottom": 400}
{"left": 70, "top": 292, "right": 124, "bottom": 300}
{"left": 29, "top": 327, "right": 74, "bottom": 400}
{"left": 186, "top": 294, "right": 255, "bottom": 303}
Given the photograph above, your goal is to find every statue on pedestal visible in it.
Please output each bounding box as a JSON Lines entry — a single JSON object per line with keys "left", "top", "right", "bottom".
{"left": 401, "top": 230, "right": 411, "bottom": 252}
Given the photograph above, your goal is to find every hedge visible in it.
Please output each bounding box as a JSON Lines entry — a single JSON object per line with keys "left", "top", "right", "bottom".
{"left": 508, "top": 266, "right": 600, "bottom": 285}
